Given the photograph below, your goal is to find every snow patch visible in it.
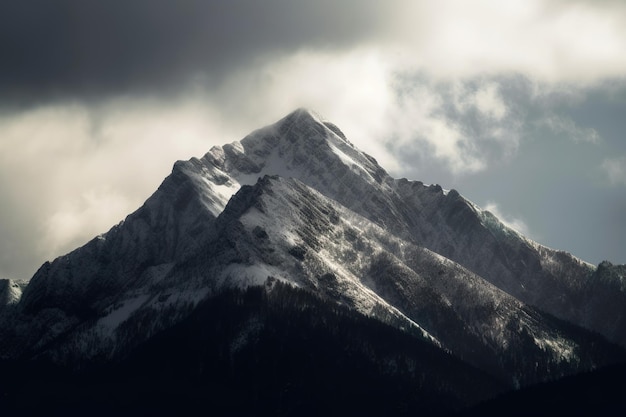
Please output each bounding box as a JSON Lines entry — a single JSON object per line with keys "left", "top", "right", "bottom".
{"left": 98, "top": 294, "right": 150, "bottom": 331}
{"left": 204, "top": 178, "right": 241, "bottom": 216}
{"left": 2, "top": 280, "right": 25, "bottom": 305}
{"left": 327, "top": 142, "right": 378, "bottom": 183}
{"left": 533, "top": 335, "right": 576, "bottom": 362}
{"left": 220, "top": 263, "right": 295, "bottom": 289}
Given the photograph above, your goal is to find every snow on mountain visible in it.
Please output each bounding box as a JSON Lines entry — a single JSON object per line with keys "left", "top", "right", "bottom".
{"left": 0, "top": 279, "right": 25, "bottom": 309}
{"left": 1, "top": 108, "right": 625, "bottom": 386}
{"left": 197, "top": 175, "right": 613, "bottom": 384}
{"left": 192, "top": 108, "right": 623, "bottom": 347}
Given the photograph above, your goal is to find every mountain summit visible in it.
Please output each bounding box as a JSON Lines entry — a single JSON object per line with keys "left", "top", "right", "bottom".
{"left": 1, "top": 109, "right": 625, "bottom": 415}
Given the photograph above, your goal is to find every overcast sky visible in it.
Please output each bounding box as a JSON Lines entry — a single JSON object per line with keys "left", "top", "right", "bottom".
{"left": 1, "top": 0, "right": 625, "bottom": 280}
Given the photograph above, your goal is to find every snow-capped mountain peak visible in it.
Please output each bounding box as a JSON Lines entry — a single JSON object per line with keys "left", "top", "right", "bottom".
{"left": 2, "top": 109, "right": 625, "bottom": 397}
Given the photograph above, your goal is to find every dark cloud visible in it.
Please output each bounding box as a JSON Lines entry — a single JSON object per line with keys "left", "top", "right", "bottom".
{"left": 0, "top": 0, "right": 384, "bottom": 104}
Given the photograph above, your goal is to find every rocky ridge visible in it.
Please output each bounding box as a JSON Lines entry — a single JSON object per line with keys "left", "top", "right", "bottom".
{"left": 1, "top": 108, "right": 624, "bottom": 389}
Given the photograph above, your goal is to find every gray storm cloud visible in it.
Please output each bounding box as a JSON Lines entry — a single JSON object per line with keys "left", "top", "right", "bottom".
{"left": 0, "top": 0, "right": 387, "bottom": 103}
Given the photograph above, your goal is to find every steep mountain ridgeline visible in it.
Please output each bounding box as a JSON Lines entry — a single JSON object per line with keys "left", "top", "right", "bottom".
{"left": 198, "top": 108, "right": 623, "bottom": 348}
{"left": 1, "top": 108, "right": 624, "bottom": 398}
{"left": 19, "top": 160, "right": 221, "bottom": 317}
{"left": 389, "top": 175, "right": 604, "bottom": 343}
{"left": 146, "top": 175, "right": 625, "bottom": 386}
{"left": 3, "top": 160, "right": 226, "bottom": 360}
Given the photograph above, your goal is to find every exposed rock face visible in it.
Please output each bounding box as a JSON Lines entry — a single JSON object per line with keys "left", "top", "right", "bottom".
{"left": 1, "top": 108, "right": 625, "bottom": 388}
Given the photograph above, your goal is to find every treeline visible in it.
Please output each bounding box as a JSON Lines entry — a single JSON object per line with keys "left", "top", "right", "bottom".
{"left": 0, "top": 281, "right": 503, "bottom": 417}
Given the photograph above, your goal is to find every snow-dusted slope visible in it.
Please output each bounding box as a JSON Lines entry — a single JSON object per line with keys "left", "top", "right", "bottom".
{"left": 187, "top": 108, "right": 622, "bottom": 346}
{"left": 184, "top": 175, "right": 613, "bottom": 384}
{"left": 0, "top": 279, "right": 25, "bottom": 309}
{"left": 8, "top": 174, "right": 619, "bottom": 385}
{"left": 2, "top": 108, "right": 625, "bottom": 384}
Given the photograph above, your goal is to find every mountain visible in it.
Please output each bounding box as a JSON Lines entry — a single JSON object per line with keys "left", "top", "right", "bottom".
{"left": 458, "top": 363, "right": 626, "bottom": 417}
{"left": 1, "top": 108, "right": 625, "bottom": 415}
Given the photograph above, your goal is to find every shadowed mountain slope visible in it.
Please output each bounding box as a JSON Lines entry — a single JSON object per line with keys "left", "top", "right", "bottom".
{"left": 1, "top": 109, "right": 624, "bottom": 415}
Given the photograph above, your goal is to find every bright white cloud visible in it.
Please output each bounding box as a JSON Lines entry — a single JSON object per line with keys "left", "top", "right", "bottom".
{"left": 472, "top": 83, "right": 508, "bottom": 121}
{"left": 386, "top": 0, "right": 626, "bottom": 83}
{"left": 389, "top": 83, "right": 487, "bottom": 174}
{"left": 43, "top": 187, "right": 131, "bottom": 255}
{"left": 449, "top": 80, "right": 508, "bottom": 121}
{"left": 0, "top": 98, "right": 231, "bottom": 276}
